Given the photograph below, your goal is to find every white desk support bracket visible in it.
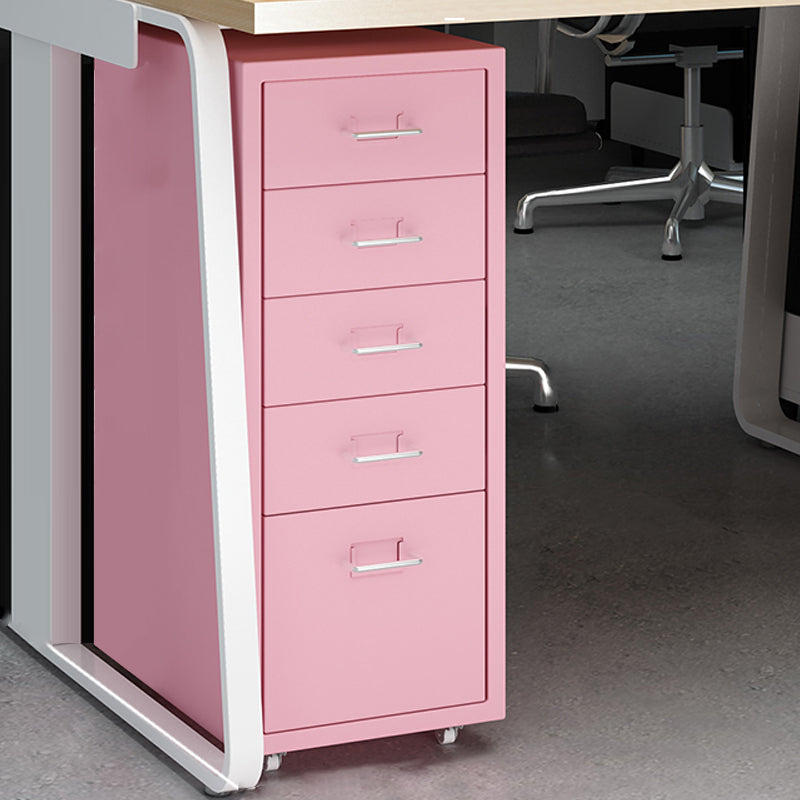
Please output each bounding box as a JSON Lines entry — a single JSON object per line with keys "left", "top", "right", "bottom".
{"left": 4, "top": 1, "right": 264, "bottom": 792}
{"left": 735, "top": 6, "right": 800, "bottom": 456}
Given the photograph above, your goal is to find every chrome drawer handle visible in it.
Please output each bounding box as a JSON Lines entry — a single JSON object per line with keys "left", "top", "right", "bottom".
{"left": 352, "top": 235, "right": 423, "bottom": 249}
{"left": 352, "top": 557, "right": 423, "bottom": 574}
{"left": 353, "top": 449, "right": 422, "bottom": 464}
{"left": 353, "top": 342, "right": 422, "bottom": 356}
{"left": 352, "top": 128, "right": 423, "bottom": 140}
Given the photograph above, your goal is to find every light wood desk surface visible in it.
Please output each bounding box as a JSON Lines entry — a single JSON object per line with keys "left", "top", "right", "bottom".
{"left": 135, "top": 0, "right": 787, "bottom": 35}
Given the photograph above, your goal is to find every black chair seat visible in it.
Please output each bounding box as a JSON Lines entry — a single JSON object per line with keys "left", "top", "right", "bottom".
{"left": 506, "top": 92, "right": 600, "bottom": 156}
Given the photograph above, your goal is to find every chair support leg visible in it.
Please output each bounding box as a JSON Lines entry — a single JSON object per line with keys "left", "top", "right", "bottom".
{"left": 661, "top": 162, "right": 713, "bottom": 259}
{"left": 709, "top": 174, "right": 746, "bottom": 203}
{"left": 506, "top": 357, "right": 559, "bottom": 412}
{"left": 514, "top": 170, "right": 678, "bottom": 232}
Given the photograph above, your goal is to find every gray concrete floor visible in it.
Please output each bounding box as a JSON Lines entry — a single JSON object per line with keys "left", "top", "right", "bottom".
{"left": 5, "top": 147, "right": 800, "bottom": 799}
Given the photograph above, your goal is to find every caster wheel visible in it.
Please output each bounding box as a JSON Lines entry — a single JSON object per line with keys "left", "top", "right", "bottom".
{"left": 203, "top": 788, "right": 233, "bottom": 797}
{"left": 435, "top": 726, "right": 461, "bottom": 745}
{"left": 264, "top": 753, "right": 285, "bottom": 773}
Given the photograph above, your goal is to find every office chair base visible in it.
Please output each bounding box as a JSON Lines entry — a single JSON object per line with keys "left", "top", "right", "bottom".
{"left": 514, "top": 45, "right": 745, "bottom": 258}
{"left": 514, "top": 157, "right": 741, "bottom": 258}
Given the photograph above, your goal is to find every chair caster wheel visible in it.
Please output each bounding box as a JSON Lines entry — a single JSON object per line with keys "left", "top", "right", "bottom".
{"left": 264, "top": 753, "right": 285, "bottom": 773}
{"left": 435, "top": 726, "right": 461, "bottom": 745}
{"left": 203, "top": 787, "right": 233, "bottom": 797}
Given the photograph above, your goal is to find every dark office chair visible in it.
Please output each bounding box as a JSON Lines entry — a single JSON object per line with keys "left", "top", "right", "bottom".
{"left": 506, "top": 19, "right": 596, "bottom": 158}
{"left": 513, "top": 16, "right": 745, "bottom": 260}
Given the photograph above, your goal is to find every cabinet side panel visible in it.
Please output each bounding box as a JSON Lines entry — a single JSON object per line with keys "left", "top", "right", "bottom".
{"left": 227, "top": 56, "right": 264, "bottom": 619}
{"left": 484, "top": 46, "right": 506, "bottom": 718}
{"left": 93, "top": 26, "right": 223, "bottom": 740}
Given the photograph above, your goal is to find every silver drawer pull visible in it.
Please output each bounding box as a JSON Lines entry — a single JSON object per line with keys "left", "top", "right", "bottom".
{"left": 353, "top": 342, "right": 423, "bottom": 356}
{"left": 352, "top": 557, "right": 423, "bottom": 574}
{"left": 353, "top": 128, "right": 423, "bottom": 140}
{"left": 352, "top": 235, "right": 423, "bottom": 249}
{"left": 353, "top": 449, "right": 422, "bottom": 464}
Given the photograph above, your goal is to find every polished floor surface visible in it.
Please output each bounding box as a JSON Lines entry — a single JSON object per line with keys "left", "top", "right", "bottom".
{"left": 4, "top": 147, "right": 800, "bottom": 799}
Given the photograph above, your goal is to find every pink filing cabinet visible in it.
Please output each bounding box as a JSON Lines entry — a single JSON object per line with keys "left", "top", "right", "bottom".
{"left": 93, "top": 24, "right": 505, "bottom": 764}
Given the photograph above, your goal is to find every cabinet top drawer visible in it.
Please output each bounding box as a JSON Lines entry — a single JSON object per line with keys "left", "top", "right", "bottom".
{"left": 262, "top": 69, "right": 486, "bottom": 189}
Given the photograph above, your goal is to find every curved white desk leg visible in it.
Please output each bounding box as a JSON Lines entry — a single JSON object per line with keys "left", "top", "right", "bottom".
{"left": 735, "top": 6, "right": 800, "bottom": 455}
{"left": 132, "top": 8, "right": 265, "bottom": 791}
{"left": 9, "top": 6, "right": 263, "bottom": 794}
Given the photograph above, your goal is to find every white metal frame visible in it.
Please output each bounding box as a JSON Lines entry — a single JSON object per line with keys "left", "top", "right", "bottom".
{"left": 3, "top": 0, "right": 264, "bottom": 792}
{"left": 734, "top": 6, "right": 800, "bottom": 455}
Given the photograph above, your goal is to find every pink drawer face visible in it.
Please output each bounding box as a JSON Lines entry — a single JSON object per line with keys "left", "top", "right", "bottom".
{"left": 262, "top": 70, "right": 486, "bottom": 189}
{"left": 262, "top": 492, "right": 486, "bottom": 732}
{"left": 263, "top": 281, "right": 485, "bottom": 406}
{"left": 263, "top": 386, "right": 485, "bottom": 515}
{"left": 263, "top": 175, "right": 485, "bottom": 298}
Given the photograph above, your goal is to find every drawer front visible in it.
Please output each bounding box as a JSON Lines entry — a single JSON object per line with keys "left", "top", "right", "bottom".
{"left": 263, "top": 386, "right": 485, "bottom": 515}
{"left": 262, "top": 492, "right": 486, "bottom": 732}
{"left": 263, "top": 281, "right": 485, "bottom": 406}
{"left": 262, "top": 70, "right": 485, "bottom": 189}
{"left": 263, "top": 175, "right": 485, "bottom": 298}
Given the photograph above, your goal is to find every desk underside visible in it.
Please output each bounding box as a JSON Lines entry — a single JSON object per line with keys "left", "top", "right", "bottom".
{"left": 134, "top": 0, "right": 788, "bottom": 35}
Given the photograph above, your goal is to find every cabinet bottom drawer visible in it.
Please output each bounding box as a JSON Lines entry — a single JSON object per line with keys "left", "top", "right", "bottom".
{"left": 262, "top": 492, "right": 486, "bottom": 733}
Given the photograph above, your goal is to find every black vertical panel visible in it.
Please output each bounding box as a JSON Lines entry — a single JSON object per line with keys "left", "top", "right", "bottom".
{"left": 779, "top": 95, "right": 800, "bottom": 420}
{"left": 1, "top": 29, "right": 11, "bottom": 620}
{"left": 786, "top": 99, "right": 800, "bottom": 317}
{"left": 741, "top": 16, "right": 760, "bottom": 196}
{"left": 81, "top": 55, "right": 94, "bottom": 641}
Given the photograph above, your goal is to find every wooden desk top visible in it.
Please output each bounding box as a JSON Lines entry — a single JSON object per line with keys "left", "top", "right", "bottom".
{"left": 134, "top": 0, "right": 786, "bottom": 35}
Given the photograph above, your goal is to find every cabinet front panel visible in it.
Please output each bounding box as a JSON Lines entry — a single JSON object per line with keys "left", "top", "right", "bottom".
{"left": 262, "top": 69, "right": 486, "bottom": 189}
{"left": 262, "top": 175, "right": 485, "bottom": 298}
{"left": 263, "top": 281, "right": 485, "bottom": 406}
{"left": 262, "top": 386, "right": 485, "bottom": 515}
{"left": 262, "top": 492, "right": 486, "bottom": 732}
